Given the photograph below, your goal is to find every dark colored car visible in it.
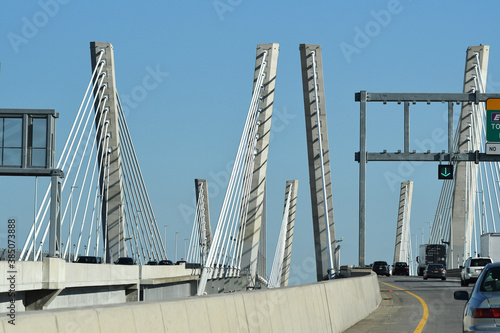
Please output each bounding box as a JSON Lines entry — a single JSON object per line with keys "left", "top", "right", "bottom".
{"left": 372, "top": 261, "right": 391, "bottom": 276}
{"left": 393, "top": 262, "right": 410, "bottom": 276}
{"left": 74, "top": 256, "right": 101, "bottom": 264}
{"left": 115, "top": 257, "right": 134, "bottom": 265}
{"left": 423, "top": 263, "right": 446, "bottom": 280}
{"left": 146, "top": 260, "right": 158, "bottom": 265}
{"left": 158, "top": 260, "right": 174, "bottom": 265}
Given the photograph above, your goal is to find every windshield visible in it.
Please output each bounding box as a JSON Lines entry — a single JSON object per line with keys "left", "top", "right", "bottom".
{"left": 480, "top": 267, "right": 500, "bottom": 292}
{"left": 471, "top": 259, "right": 492, "bottom": 267}
{"left": 427, "top": 264, "right": 443, "bottom": 269}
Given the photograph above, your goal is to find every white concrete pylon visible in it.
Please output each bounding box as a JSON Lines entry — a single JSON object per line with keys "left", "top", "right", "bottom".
{"left": 240, "top": 43, "right": 280, "bottom": 288}
{"left": 450, "top": 45, "right": 489, "bottom": 268}
{"left": 393, "top": 181, "right": 413, "bottom": 264}
{"left": 90, "top": 42, "right": 126, "bottom": 264}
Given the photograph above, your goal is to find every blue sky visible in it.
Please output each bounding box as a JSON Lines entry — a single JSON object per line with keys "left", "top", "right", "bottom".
{"left": 0, "top": 1, "right": 499, "bottom": 285}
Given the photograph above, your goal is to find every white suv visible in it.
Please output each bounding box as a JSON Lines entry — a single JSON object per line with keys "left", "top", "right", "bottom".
{"left": 461, "top": 257, "right": 493, "bottom": 286}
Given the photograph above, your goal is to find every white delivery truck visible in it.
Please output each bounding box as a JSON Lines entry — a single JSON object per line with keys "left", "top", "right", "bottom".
{"left": 480, "top": 233, "right": 500, "bottom": 262}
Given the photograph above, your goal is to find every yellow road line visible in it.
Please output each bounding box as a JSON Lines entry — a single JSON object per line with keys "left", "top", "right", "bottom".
{"left": 380, "top": 281, "right": 429, "bottom": 333}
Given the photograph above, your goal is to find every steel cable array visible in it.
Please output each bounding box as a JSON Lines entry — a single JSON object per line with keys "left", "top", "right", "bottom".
{"left": 431, "top": 54, "right": 500, "bottom": 260}
{"left": 20, "top": 52, "right": 166, "bottom": 264}
{"left": 197, "top": 51, "right": 268, "bottom": 295}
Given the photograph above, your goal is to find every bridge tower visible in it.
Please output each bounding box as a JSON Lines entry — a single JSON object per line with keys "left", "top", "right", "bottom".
{"left": 450, "top": 45, "right": 489, "bottom": 268}
{"left": 241, "top": 43, "right": 280, "bottom": 287}
{"left": 194, "top": 179, "right": 212, "bottom": 266}
{"left": 300, "top": 44, "right": 337, "bottom": 281}
{"left": 393, "top": 181, "right": 413, "bottom": 264}
{"left": 90, "top": 42, "right": 127, "bottom": 264}
{"left": 280, "top": 180, "right": 298, "bottom": 287}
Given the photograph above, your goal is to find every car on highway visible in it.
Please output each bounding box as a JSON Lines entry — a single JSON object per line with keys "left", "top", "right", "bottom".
{"left": 454, "top": 262, "right": 500, "bottom": 332}
{"left": 115, "top": 257, "right": 134, "bottom": 265}
{"left": 158, "top": 259, "right": 174, "bottom": 265}
{"left": 423, "top": 263, "right": 446, "bottom": 280}
{"left": 461, "top": 257, "right": 493, "bottom": 286}
{"left": 73, "top": 256, "right": 101, "bottom": 264}
{"left": 372, "top": 261, "right": 391, "bottom": 276}
{"left": 393, "top": 262, "right": 410, "bottom": 276}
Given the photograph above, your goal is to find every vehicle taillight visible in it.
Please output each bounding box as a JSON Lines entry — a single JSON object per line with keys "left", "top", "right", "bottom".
{"left": 472, "top": 308, "right": 500, "bottom": 318}
{"left": 467, "top": 268, "right": 470, "bottom": 273}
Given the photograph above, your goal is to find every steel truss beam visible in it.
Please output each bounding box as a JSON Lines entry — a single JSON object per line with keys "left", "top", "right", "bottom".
{"left": 356, "top": 90, "right": 500, "bottom": 267}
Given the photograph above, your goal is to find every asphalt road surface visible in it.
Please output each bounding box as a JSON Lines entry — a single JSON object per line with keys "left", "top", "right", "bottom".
{"left": 344, "top": 275, "right": 470, "bottom": 333}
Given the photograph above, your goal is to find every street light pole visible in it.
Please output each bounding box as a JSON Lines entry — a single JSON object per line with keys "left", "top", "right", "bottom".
{"left": 184, "top": 238, "right": 188, "bottom": 260}
{"left": 175, "top": 232, "right": 179, "bottom": 262}
{"left": 425, "top": 221, "right": 431, "bottom": 243}
{"left": 418, "top": 227, "right": 424, "bottom": 245}
{"left": 69, "top": 185, "right": 78, "bottom": 261}
{"left": 164, "top": 224, "right": 168, "bottom": 258}
{"left": 413, "top": 234, "right": 418, "bottom": 275}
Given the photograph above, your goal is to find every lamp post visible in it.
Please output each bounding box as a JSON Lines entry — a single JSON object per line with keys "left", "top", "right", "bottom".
{"left": 333, "top": 237, "right": 343, "bottom": 273}
{"left": 413, "top": 234, "right": 418, "bottom": 275}
{"left": 164, "top": 224, "right": 168, "bottom": 258}
{"left": 69, "top": 185, "right": 78, "bottom": 261}
{"left": 175, "top": 232, "right": 179, "bottom": 262}
{"left": 425, "top": 221, "right": 432, "bottom": 243}
{"left": 184, "top": 238, "right": 188, "bottom": 261}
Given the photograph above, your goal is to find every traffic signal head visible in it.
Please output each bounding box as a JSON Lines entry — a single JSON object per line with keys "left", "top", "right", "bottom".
{"left": 438, "top": 164, "right": 453, "bottom": 180}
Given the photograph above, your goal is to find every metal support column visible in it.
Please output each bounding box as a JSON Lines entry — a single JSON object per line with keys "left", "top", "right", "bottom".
{"left": 49, "top": 175, "right": 62, "bottom": 257}
{"left": 359, "top": 90, "right": 367, "bottom": 267}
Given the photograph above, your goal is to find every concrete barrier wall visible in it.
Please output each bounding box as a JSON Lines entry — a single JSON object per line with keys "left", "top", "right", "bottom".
{"left": 0, "top": 272, "right": 380, "bottom": 333}
{"left": 0, "top": 262, "right": 43, "bottom": 292}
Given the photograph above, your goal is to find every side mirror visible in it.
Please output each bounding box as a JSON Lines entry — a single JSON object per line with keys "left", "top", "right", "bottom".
{"left": 416, "top": 256, "right": 419, "bottom": 263}
{"left": 459, "top": 265, "right": 464, "bottom": 269}
{"left": 454, "top": 290, "right": 469, "bottom": 300}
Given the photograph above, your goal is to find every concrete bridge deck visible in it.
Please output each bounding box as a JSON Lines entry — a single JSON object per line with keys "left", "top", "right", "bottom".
{"left": 0, "top": 258, "right": 200, "bottom": 312}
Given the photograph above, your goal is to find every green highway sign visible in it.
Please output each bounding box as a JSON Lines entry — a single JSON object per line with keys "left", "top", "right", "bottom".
{"left": 438, "top": 164, "right": 453, "bottom": 180}
{"left": 487, "top": 99, "right": 500, "bottom": 143}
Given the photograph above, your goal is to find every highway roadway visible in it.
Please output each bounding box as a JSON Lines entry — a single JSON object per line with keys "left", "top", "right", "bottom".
{"left": 344, "top": 275, "right": 470, "bottom": 333}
